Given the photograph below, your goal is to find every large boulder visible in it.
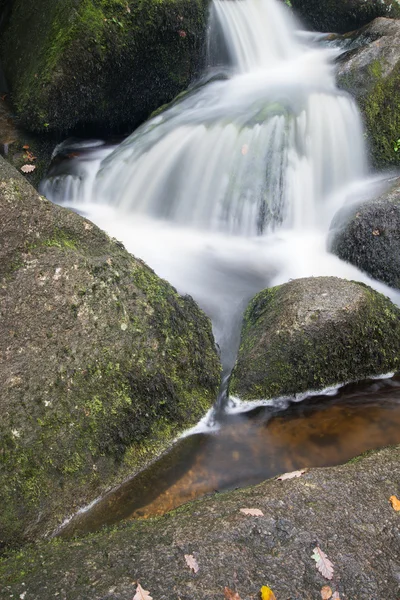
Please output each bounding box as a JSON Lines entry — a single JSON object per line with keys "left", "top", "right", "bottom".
{"left": 336, "top": 18, "right": 400, "bottom": 168}
{"left": 229, "top": 276, "right": 400, "bottom": 400}
{"left": 291, "top": 0, "right": 400, "bottom": 33}
{"left": 0, "top": 157, "right": 221, "bottom": 549}
{"left": 0, "top": 0, "right": 210, "bottom": 135}
{"left": 1, "top": 445, "right": 400, "bottom": 599}
{"left": 329, "top": 178, "right": 400, "bottom": 289}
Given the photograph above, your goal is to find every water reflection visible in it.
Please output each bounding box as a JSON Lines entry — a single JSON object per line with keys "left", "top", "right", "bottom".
{"left": 58, "top": 376, "right": 400, "bottom": 539}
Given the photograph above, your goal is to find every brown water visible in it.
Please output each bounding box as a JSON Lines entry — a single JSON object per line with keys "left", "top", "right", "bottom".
{"left": 58, "top": 376, "right": 400, "bottom": 539}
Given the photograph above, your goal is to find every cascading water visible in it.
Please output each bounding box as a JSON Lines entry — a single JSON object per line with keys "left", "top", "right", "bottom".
{"left": 42, "top": 0, "right": 399, "bottom": 375}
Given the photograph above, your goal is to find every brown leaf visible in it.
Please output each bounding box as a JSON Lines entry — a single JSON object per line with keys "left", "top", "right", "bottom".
{"left": 239, "top": 508, "right": 264, "bottom": 516}
{"left": 133, "top": 583, "right": 153, "bottom": 600}
{"left": 22, "top": 145, "right": 30, "bottom": 150}
{"left": 372, "top": 229, "right": 380, "bottom": 236}
{"left": 389, "top": 495, "right": 400, "bottom": 511}
{"left": 184, "top": 554, "right": 199, "bottom": 573}
{"left": 321, "top": 585, "right": 333, "bottom": 599}
{"left": 224, "top": 586, "right": 241, "bottom": 599}
{"left": 21, "top": 164, "right": 36, "bottom": 173}
{"left": 277, "top": 469, "right": 306, "bottom": 481}
{"left": 311, "top": 546, "right": 334, "bottom": 580}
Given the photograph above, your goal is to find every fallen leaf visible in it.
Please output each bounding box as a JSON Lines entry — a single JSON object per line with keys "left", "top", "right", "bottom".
{"left": 321, "top": 585, "right": 333, "bottom": 599}
{"left": 311, "top": 546, "right": 334, "bottom": 580}
{"left": 241, "top": 144, "right": 249, "bottom": 155}
{"left": 224, "top": 586, "right": 241, "bottom": 599}
{"left": 389, "top": 495, "right": 400, "bottom": 511}
{"left": 133, "top": 583, "right": 153, "bottom": 600}
{"left": 184, "top": 554, "right": 199, "bottom": 573}
{"left": 277, "top": 469, "right": 306, "bottom": 481}
{"left": 22, "top": 145, "right": 30, "bottom": 150}
{"left": 332, "top": 593, "right": 341, "bottom": 599}
{"left": 372, "top": 229, "right": 380, "bottom": 236}
{"left": 239, "top": 508, "right": 264, "bottom": 516}
{"left": 260, "top": 586, "right": 276, "bottom": 600}
{"left": 21, "top": 164, "right": 36, "bottom": 173}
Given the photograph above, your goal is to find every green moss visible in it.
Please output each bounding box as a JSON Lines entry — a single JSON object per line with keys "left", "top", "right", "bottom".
{"left": 361, "top": 59, "right": 400, "bottom": 168}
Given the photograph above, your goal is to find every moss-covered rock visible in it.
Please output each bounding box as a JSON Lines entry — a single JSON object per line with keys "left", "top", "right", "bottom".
{"left": 0, "top": 157, "right": 221, "bottom": 550}
{"left": 0, "top": 0, "right": 210, "bottom": 135}
{"left": 291, "top": 0, "right": 400, "bottom": 33}
{"left": 329, "top": 178, "right": 400, "bottom": 289}
{"left": 336, "top": 18, "right": 400, "bottom": 168}
{"left": 229, "top": 276, "right": 400, "bottom": 400}
{"left": 1, "top": 445, "right": 400, "bottom": 599}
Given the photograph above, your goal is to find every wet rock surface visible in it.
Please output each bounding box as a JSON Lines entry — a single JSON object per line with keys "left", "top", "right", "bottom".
{"left": 0, "top": 0, "right": 210, "bottom": 135}
{"left": 0, "top": 157, "right": 221, "bottom": 550}
{"left": 1, "top": 445, "right": 399, "bottom": 599}
{"left": 330, "top": 177, "right": 400, "bottom": 289}
{"left": 229, "top": 276, "right": 400, "bottom": 400}
{"left": 336, "top": 18, "right": 400, "bottom": 167}
{"left": 291, "top": 0, "right": 400, "bottom": 33}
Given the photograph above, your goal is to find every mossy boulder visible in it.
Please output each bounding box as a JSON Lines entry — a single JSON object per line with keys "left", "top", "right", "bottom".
{"left": 1, "top": 445, "right": 400, "bottom": 599}
{"left": 336, "top": 18, "right": 400, "bottom": 168}
{"left": 329, "top": 178, "right": 400, "bottom": 289}
{"left": 0, "top": 157, "right": 221, "bottom": 550}
{"left": 291, "top": 0, "right": 400, "bottom": 33}
{"left": 0, "top": 0, "right": 210, "bottom": 135}
{"left": 229, "top": 276, "right": 400, "bottom": 400}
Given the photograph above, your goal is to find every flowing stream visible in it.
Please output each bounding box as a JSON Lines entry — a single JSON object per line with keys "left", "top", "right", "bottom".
{"left": 41, "top": 0, "right": 400, "bottom": 535}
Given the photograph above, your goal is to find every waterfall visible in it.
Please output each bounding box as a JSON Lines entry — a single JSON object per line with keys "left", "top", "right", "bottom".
{"left": 43, "top": 0, "right": 396, "bottom": 371}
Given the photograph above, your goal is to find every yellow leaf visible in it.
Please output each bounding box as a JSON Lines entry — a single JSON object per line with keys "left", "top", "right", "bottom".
{"left": 389, "top": 495, "right": 400, "bottom": 511}
{"left": 260, "top": 586, "right": 276, "bottom": 600}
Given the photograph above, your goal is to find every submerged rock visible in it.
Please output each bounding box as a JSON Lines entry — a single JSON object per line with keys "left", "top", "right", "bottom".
{"left": 0, "top": 157, "right": 221, "bottom": 550}
{"left": 0, "top": 0, "right": 210, "bottom": 135}
{"left": 229, "top": 276, "right": 400, "bottom": 400}
{"left": 1, "top": 445, "right": 399, "bottom": 599}
{"left": 291, "top": 0, "right": 400, "bottom": 33}
{"left": 329, "top": 178, "right": 400, "bottom": 289}
{"left": 336, "top": 18, "right": 400, "bottom": 168}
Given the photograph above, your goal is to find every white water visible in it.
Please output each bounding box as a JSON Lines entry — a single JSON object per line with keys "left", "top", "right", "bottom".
{"left": 42, "top": 0, "right": 400, "bottom": 376}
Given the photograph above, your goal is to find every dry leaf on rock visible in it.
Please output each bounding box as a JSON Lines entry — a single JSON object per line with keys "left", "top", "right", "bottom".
{"left": 389, "top": 495, "right": 400, "bottom": 511}
{"left": 133, "top": 583, "right": 153, "bottom": 600}
{"left": 21, "top": 164, "right": 36, "bottom": 173}
{"left": 224, "top": 586, "right": 241, "bottom": 599}
{"left": 260, "top": 585, "right": 277, "bottom": 600}
{"left": 312, "top": 546, "right": 334, "bottom": 580}
{"left": 332, "top": 592, "right": 341, "bottom": 599}
{"left": 239, "top": 508, "right": 264, "bottom": 516}
{"left": 321, "top": 585, "right": 332, "bottom": 599}
{"left": 184, "top": 554, "right": 199, "bottom": 573}
{"left": 276, "top": 469, "right": 306, "bottom": 481}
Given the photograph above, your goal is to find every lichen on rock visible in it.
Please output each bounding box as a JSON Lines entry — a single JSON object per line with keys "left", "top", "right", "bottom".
{"left": 229, "top": 276, "right": 400, "bottom": 401}
{"left": 0, "top": 157, "right": 221, "bottom": 550}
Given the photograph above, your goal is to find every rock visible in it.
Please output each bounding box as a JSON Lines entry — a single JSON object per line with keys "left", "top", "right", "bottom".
{"left": 1, "top": 445, "right": 400, "bottom": 599}
{"left": 229, "top": 276, "right": 400, "bottom": 400}
{"left": 0, "top": 0, "right": 210, "bottom": 135}
{"left": 336, "top": 18, "right": 400, "bottom": 168}
{"left": 0, "top": 157, "right": 221, "bottom": 550}
{"left": 329, "top": 178, "right": 400, "bottom": 289}
{"left": 291, "top": 0, "right": 400, "bottom": 33}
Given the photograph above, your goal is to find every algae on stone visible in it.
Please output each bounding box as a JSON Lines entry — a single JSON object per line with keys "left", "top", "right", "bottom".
{"left": 0, "top": 157, "right": 221, "bottom": 550}
{"left": 0, "top": 0, "right": 210, "bottom": 134}
{"left": 229, "top": 276, "right": 400, "bottom": 400}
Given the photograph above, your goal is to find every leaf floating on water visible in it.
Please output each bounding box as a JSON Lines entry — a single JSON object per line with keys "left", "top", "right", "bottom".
{"left": 184, "top": 553, "right": 199, "bottom": 573}
{"left": 224, "top": 586, "right": 242, "bottom": 599}
{"left": 277, "top": 469, "right": 306, "bottom": 481}
{"left": 21, "top": 164, "right": 36, "bottom": 173}
{"left": 260, "top": 585, "right": 277, "bottom": 600}
{"left": 311, "top": 546, "right": 334, "bottom": 580}
{"left": 321, "top": 585, "right": 333, "bottom": 599}
{"left": 389, "top": 495, "right": 400, "bottom": 511}
{"left": 332, "top": 592, "right": 341, "bottom": 599}
{"left": 239, "top": 508, "right": 264, "bottom": 516}
{"left": 133, "top": 583, "right": 153, "bottom": 600}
